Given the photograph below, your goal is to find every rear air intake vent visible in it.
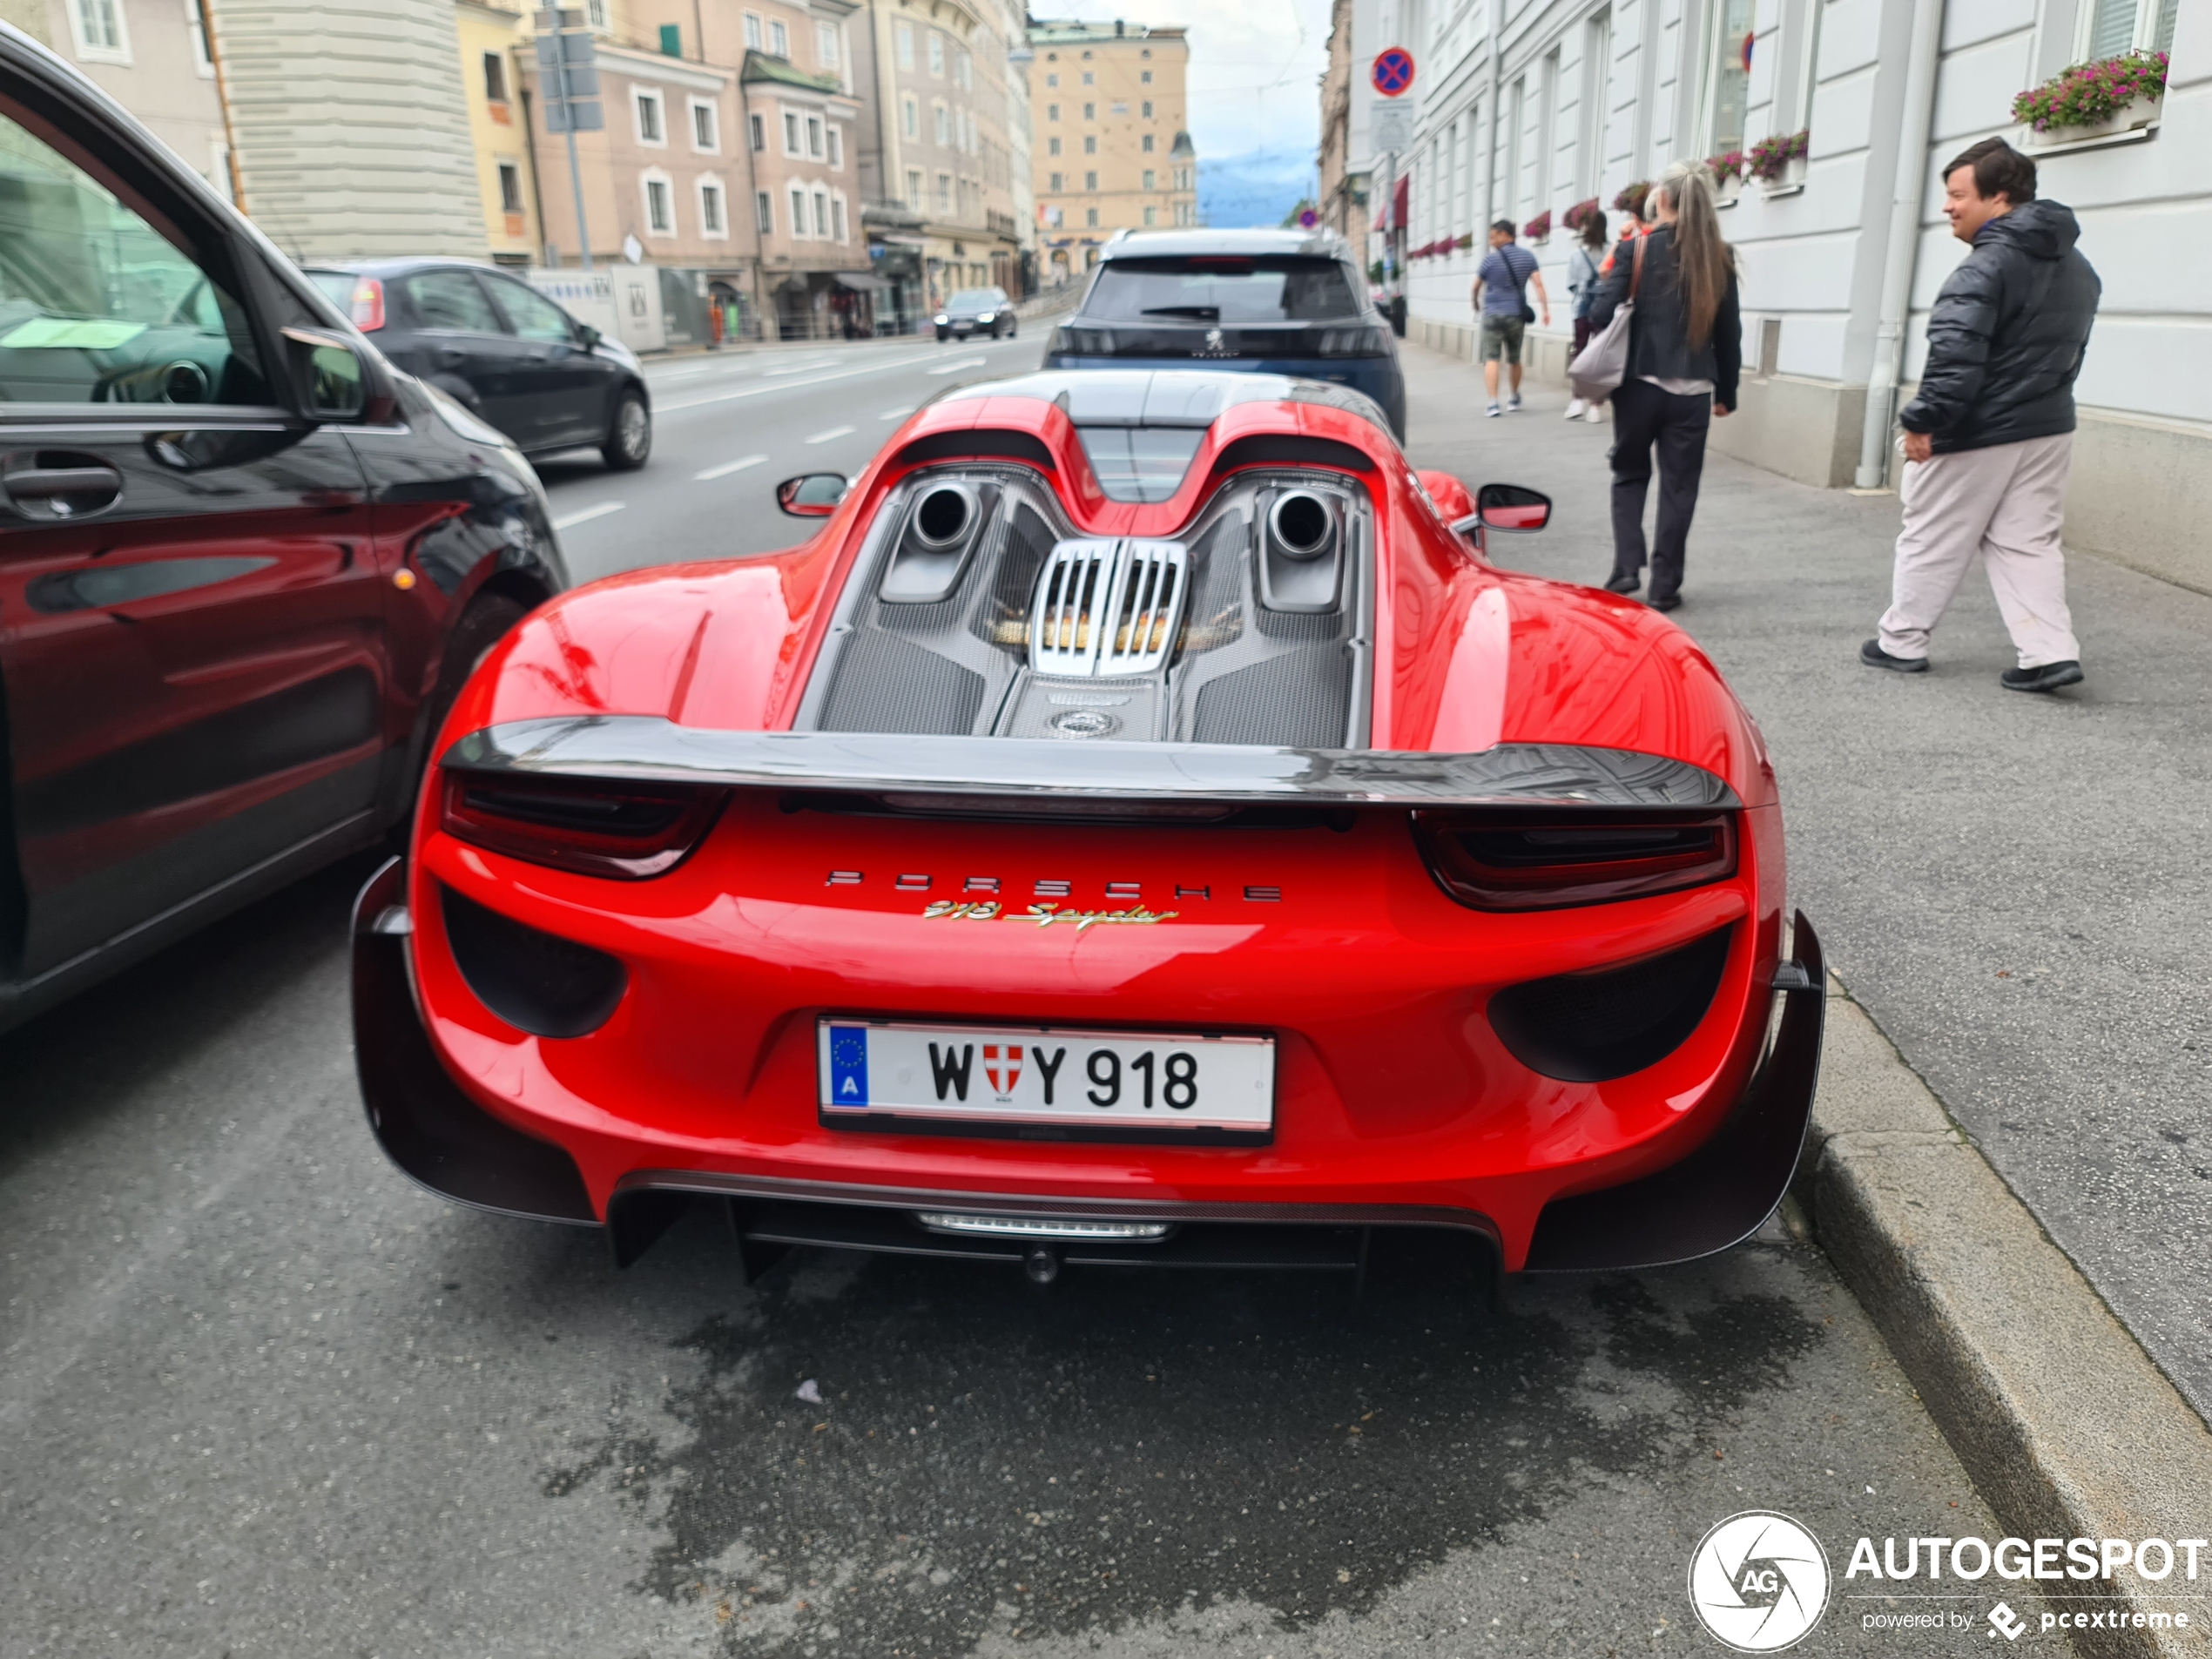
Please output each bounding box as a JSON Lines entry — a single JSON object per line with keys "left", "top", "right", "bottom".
{"left": 441, "top": 887, "right": 627, "bottom": 1039}
{"left": 1487, "top": 925, "right": 1733, "bottom": 1082}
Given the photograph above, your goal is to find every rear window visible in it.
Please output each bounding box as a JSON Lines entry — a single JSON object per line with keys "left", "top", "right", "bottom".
{"left": 306, "top": 270, "right": 356, "bottom": 307}
{"left": 1084, "top": 257, "right": 1361, "bottom": 325}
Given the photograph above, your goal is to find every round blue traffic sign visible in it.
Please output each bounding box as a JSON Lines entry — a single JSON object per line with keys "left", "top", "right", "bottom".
{"left": 1372, "top": 47, "right": 1414, "bottom": 97}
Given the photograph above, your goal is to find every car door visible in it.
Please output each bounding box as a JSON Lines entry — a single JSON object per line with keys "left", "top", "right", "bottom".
{"left": 393, "top": 267, "right": 533, "bottom": 443}
{"left": 479, "top": 272, "right": 613, "bottom": 450}
{"left": 0, "top": 78, "right": 391, "bottom": 987}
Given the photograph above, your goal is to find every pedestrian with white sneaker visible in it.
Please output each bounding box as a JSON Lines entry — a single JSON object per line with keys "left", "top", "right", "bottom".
{"left": 1859, "top": 138, "right": 2101, "bottom": 694}
{"left": 1564, "top": 210, "right": 1608, "bottom": 421}
{"left": 1472, "top": 220, "right": 1548, "bottom": 418}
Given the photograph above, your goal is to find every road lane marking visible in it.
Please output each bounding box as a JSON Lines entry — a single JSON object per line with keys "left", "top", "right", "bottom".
{"left": 694, "top": 454, "right": 768, "bottom": 480}
{"left": 879, "top": 406, "right": 914, "bottom": 421}
{"left": 657, "top": 350, "right": 941, "bottom": 412}
{"left": 806, "top": 425, "right": 856, "bottom": 443}
{"left": 765, "top": 358, "right": 837, "bottom": 377}
{"left": 552, "top": 501, "right": 626, "bottom": 530}
{"left": 927, "top": 356, "right": 988, "bottom": 375}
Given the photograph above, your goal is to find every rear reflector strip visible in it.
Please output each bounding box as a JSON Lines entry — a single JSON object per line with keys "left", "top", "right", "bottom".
{"left": 916, "top": 1212, "right": 1174, "bottom": 1241}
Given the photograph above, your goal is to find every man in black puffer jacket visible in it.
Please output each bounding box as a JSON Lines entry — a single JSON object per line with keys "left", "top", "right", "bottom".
{"left": 1862, "top": 138, "right": 2101, "bottom": 692}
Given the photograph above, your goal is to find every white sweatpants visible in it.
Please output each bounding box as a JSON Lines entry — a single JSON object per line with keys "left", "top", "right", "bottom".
{"left": 1877, "top": 432, "right": 2081, "bottom": 669}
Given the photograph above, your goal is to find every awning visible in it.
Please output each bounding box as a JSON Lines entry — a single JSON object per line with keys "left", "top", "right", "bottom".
{"left": 833, "top": 271, "right": 891, "bottom": 292}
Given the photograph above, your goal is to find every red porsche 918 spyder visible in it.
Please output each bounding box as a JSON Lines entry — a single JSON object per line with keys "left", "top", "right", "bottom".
{"left": 352, "top": 369, "right": 1822, "bottom": 1294}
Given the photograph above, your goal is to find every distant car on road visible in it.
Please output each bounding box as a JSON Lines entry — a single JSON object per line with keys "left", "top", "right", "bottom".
{"left": 0, "top": 23, "right": 569, "bottom": 1034}
{"left": 1043, "top": 229, "right": 1406, "bottom": 437}
{"left": 306, "top": 259, "right": 652, "bottom": 470}
{"left": 934, "top": 287, "right": 1016, "bottom": 341}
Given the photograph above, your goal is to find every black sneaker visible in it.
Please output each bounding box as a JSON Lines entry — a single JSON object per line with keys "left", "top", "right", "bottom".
{"left": 1648, "top": 593, "right": 1682, "bottom": 612}
{"left": 1859, "top": 638, "right": 1928, "bottom": 673}
{"left": 1602, "top": 572, "right": 1641, "bottom": 594}
{"left": 2000, "top": 660, "right": 2083, "bottom": 693}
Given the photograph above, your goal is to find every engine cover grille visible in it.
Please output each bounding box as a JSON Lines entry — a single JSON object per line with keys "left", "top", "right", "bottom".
{"left": 1028, "top": 538, "right": 1188, "bottom": 678}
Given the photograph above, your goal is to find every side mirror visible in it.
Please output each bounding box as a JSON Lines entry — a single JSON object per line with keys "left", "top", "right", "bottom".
{"left": 1476, "top": 482, "right": 1551, "bottom": 532}
{"left": 777, "top": 472, "right": 849, "bottom": 516}
{"left": 282, "top": 327, "right": 394, "bottom": 424}
{"left": 577, "top": 323, "right": 603, "bottom": 348}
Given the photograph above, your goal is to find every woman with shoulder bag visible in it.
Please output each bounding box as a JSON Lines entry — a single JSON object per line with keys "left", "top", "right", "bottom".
{"left": 1582, "top": 162, "right": 1742, "bottom": 611}
{"left": 1564, "top": 209, "right": 1608, "bottom": 421}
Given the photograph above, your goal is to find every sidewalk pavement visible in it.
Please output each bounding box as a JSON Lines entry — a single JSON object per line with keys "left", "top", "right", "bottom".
{"left": 1396, "top": 343, "right": 2212, "bottom": 1432}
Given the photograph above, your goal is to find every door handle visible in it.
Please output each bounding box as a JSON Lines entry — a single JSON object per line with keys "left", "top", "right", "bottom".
{"left": 435, "top": 347, "right": 468, "bottom": 365}
{"left": 2, "top": 458, "right": 123, "bottom": 518}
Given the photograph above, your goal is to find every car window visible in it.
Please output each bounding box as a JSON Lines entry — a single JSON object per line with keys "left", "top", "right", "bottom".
{"left": 485, "top": 277, "right": 578, "bottom": 345}
{"left": 1083, "top": 257, "right": 1362, "bottom": 324}
{"left": 948, "top": 289, "right": 998, "bottom": 308}
{"left": 0, "top": 105, "right": 266, "bottom": 404}
{"left": 402, "top": 269, "right": 502, "bottom": 334}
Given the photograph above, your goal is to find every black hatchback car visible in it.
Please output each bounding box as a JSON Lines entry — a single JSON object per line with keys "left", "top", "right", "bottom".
{"left": 1042, "top": 228, "right": 1405, "bottom": 437}
{"left": 306, "top": 260, "right": 653, "bottom": 470}
{"left": 0, "top": 23, "right": 568, "bottom": 1032}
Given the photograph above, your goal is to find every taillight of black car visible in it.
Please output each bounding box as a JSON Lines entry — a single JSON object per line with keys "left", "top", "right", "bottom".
{"left": 441, "top": 772, "right": 725, "bottom": 879}
{"left": 1411, "top": 810, "right": 1737, "bottom": 912}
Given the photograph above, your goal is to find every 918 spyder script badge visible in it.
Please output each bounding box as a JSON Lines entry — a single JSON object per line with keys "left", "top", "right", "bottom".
{"left": 921, "top": 900, "right": 1180, "bottom": 930}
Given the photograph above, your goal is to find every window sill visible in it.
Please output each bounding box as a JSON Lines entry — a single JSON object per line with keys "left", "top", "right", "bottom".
{"left": 1760, "top": 181, "right": 1805, "bottom": 199}
{"left": 2020, "top": 121, "right": 2158, "bottom": 157}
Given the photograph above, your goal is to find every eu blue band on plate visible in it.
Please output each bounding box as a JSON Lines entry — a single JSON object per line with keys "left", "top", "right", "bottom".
{"left": 828, "top": 1025, "right": 869, "bottom": 1106}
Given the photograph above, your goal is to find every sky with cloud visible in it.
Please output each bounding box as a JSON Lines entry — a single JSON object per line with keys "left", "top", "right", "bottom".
{"left": 1029, "top": 0, "right": 1333, "bottom": 226}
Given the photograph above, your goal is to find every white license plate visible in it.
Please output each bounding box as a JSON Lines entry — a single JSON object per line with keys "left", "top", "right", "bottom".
{"left": 818, "top": 1019, "right": 1274, "bottom": 1136}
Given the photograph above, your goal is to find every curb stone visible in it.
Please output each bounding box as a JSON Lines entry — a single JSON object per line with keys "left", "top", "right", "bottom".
{"left": 1795, "top": 978, "right": 2212, "bottom": 1657}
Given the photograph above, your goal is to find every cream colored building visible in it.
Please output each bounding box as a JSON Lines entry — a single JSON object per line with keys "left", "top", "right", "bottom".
{"left": 0, "top": 0, "right": 233, "bottom": 199}
{"left": 206, "top": 0, "right": 484, "bottom": 260}
{"left": 453, "top": 0, "right": 540, "bottom": 265}
{"left": 1027, "top": 17, "right": 1194, "bottom": 280}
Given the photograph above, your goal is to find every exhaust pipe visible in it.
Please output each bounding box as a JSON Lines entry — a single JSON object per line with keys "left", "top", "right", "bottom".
{"left": 912, "top": 483, "right": 975, "bottom": 550}
{"left": 1267, "top": 491, "right": 1336, "bottom": 562}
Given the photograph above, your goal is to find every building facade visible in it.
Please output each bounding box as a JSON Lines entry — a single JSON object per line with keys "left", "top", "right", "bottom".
{"left": 1368, "top": 0, "right": 2202, "bottom": 592}
{"left": 2, "top": 0, "right": 233, "bottom": 200}
{"left": 205, "top": 0, "right": 484, "bottom": 260}
{"left": 453, "top": 0, "right": 541, "bottom": 266}
{"left": 1316, "top": 0, "right": 1370, "bottom": 258}
{"left": 1027, "top": 17, "right": 1196, "bottom": 280}
{"left": 853, "top": 0, "right": 1025, "bottom": 320}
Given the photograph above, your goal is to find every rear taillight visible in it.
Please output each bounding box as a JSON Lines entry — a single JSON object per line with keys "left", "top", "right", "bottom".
{"left": 1411, "top": 811, "right": 1737, "bottom": 912}
{"left": 349, "top": 277, "right": 386, "bottom": 331}
{"left": 1049, "top": 324, "right": 1115, "bottom": 355}
{"left": 1316, "top": 324, "right": 1389, "bottom": 357}
{"left": 440, "top": 772, "right": 724, "bottom": 879}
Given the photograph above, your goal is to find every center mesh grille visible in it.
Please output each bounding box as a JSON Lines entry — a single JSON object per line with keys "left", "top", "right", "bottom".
{"left": 1028, "top": 538, "right": 1187, "bottom": 678}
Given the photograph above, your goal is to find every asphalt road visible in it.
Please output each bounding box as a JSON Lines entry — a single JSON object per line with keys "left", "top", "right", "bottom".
{"left": 536, "top": 331, "right": 1048, "bottom": 583}
{"left": 0, "top": 338, "right": 2051, "bottom": 1659}
{"left": 1395, "top": 344, "right": 2212, "bottom": 1428}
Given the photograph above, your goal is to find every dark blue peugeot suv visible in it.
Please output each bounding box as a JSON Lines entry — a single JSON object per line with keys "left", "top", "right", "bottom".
{"left": 1042, "top": 228, "right": 1405, "bottom": 438}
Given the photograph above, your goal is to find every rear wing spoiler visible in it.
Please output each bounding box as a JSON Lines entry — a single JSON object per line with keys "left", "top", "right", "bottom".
{"left": 443, "top": 718, "right": 1738, "bottom": 811}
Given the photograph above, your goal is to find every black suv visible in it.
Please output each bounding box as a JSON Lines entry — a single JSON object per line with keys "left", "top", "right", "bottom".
{"left": 1042, "top": 228, "right": 1406, "bottom": 437}
{"left": 0, "top": 24, "right": 567, "bottom": 1032}
{"left": 307, "top": 259, "right": 652, "bottom": 470}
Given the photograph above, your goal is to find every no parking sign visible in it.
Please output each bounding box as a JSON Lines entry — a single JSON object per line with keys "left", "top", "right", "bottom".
{"left": 1372, "top": 47, "right": 1414, "bottom": 97}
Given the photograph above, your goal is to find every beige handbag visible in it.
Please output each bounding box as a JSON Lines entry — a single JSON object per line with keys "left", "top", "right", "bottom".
{"left": 1568, "top": 233, "right": 1645, "bottom": 404}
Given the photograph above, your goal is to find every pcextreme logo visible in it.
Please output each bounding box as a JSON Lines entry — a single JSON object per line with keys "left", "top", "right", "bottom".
{"left": 1688, "top": 1511, "right": 1833, "bottom": 1651}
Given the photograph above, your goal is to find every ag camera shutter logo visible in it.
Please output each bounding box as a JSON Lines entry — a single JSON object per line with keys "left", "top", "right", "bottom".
{"left": 1688, "top": 1511, "right": 1832, "bottom": 1651}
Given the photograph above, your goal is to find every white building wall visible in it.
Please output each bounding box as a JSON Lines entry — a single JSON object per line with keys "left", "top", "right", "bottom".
{"left": 207, "top": 0, "right": 485, "bottom": 260}
{"left": 1382, "top": 0, "right": 2210, "bottom": 589}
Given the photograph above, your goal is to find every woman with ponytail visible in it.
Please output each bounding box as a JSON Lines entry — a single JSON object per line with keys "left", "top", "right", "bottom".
{"left": 1583, "top": 161, "right": 1742, "bottom": 610}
